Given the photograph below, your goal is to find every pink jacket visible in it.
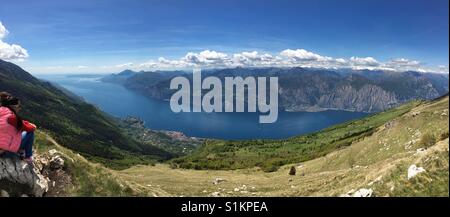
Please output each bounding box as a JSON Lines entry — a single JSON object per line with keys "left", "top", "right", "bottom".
{"left": 0, "top": 107, "right": 22, "bottom": 152}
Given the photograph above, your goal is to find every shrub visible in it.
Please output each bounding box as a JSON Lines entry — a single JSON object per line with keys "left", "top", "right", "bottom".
{"left": 419, "top": 133, "right": 436, "bottom": 148}
{"left": 262, "top": 164, "right": 279, "bottom": 172}
{"left": 169, "top": 163, "right": 178, "bottom": 169}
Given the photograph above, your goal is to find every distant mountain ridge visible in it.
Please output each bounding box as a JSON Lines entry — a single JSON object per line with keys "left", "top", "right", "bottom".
{"left": 103, "top": 67, "right": 449, "bottom": 113}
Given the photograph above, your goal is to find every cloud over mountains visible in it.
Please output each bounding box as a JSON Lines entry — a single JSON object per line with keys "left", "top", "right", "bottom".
{"left": 115, "top": 49, "right": 447, "bottom": 74}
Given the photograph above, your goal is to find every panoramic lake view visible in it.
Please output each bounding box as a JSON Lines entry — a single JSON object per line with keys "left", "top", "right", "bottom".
{"left": 37, "top": 74, "right": 368, "bottom": 140}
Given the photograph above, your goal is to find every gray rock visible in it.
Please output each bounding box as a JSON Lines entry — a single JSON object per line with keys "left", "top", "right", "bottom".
{"left": 49, "top": 156, "right": 65, "bottom": 170}
{"left": 1, "top": 189, "right": 9, "bottom": 197}
{"left": 407, "top": 164, "right": 426, "bottom": 180}
{"left": 210, "top": 192, "right": 221, "bottom": 197}
{"left": 352, "top": 188, "right": 373, "bottom": 197}
{"left": 48, "top": 149, "right": 58, "bottom": 156}
{"left": 213, "top": 178, "right": 226, "bottom": 185}
{"left": 0, "top": 157, "right": 48, "bottom": 197}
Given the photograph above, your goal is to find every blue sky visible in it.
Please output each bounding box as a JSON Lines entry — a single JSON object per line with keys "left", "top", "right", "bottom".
{"left": 0, "top": 0, "right": 448, "bottom": 73}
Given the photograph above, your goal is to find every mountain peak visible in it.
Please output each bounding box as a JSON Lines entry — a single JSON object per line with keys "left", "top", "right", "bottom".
{"left": 117, "top": 69, "right": 137, "bottom": 76}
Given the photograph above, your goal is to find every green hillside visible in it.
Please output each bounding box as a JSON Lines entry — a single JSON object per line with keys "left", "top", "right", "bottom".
{"left": 0, "top": 59, "right": 172, "bottom": 169}
{"left": 172, "top": 99, "right": 436, "bottom": 172}
{"left": 118, "top": 95, "right": 449, "bottom": 197}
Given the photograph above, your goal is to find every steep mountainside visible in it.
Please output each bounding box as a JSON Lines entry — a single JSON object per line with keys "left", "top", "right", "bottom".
{"left": 0, "top": 59, "right": 172, "bottom": 169}
{"left": 105, "top": 67, "right": 449, "bottom": 112}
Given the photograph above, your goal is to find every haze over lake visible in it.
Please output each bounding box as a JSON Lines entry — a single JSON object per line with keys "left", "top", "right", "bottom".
{"left": 38, "top": 74, "right": 368, "bottom": 140}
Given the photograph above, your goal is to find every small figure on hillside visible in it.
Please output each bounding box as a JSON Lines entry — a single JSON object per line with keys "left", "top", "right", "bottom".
{"left": 289, "top": 166, "right": 296, "bottom": 176}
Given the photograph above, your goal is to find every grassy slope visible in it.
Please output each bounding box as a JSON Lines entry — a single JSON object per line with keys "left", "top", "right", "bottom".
{"left": 34, "top": 131, "right": 170, "bottom": 196}
{"left": 117, "top": 96, "right": 448, "bottom": 197}
{"left": 172, "top": 100, "right": 422, "bottom": 172}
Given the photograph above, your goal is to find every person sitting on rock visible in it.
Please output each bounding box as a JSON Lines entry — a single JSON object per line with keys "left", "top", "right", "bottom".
{"left": 0, "top": 92, "right": 36, "bottom": 163}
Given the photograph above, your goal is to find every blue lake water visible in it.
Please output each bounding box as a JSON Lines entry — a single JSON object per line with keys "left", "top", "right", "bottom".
{"left": 37, "top": 74, "right": 368, "bottom": 140}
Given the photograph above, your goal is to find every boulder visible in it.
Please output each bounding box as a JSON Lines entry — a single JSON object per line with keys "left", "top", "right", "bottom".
{"left": 352, "top": 188, "right": 373, "bottom": 197}
{"left": 0, "top": 156, "right": 48, "bottom": 197}
{"left": 48, "top": 149, "right": 58, "bottom": 156}
{"left": 340, "top": 188, "right": 373, "bottom": 197}
{"left": 49, "top": 155, "right": 65, "bottom": 170}
{"left": 213, "top": 178, "right": 225, "bottom": 185}
{"left": 407, "top": 165, "right": 426, "bottom": 180}
{"left": 1, "top": 189, "right": 9, "bottom": 197}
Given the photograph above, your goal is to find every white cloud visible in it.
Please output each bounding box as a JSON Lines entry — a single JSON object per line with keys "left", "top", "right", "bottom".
{"left": 0, "top": 21, "right": 29, "bottom": 61}
{"left": 0, "top": 22, "right": 8, "bottom": 39}
{"left": 387, "top": 58, "right": 420, "bottom": 67}
{"left": 280, "top": 49, "right": 332, "bottom": 62}
{"left": 335, "top": 58, "right": 347, "bottom": 64}
{"left": 379, "top": 58, "right": 422, "bottom": 72}
{"left": 437, "top": 65, "right": 449, "bottom": 73}
{"left": 138, "top": 57, "right": 191, "bottom": 69}
{"left": 115, "top": 62, "right": 134, "bottom": 68}
{"left": 127, "top": 49, "right": 447, "bottom": 74}
{"left": 349, "top": 56, "right": 380, "bottom": 67}
{"left": 30, "top": 48, "right": 445, "bottom": 74}
{"left": 232, "top": 51, "right": 278, "bottom": 67}
{"left": 182, "top": 50, "right": 228, "bottom": 66}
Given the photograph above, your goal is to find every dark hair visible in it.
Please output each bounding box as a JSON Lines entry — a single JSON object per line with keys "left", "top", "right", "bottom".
{"left": 1, "top": 93, "right": 23, "bottom": 130}
{"left": 0, "top": 92, "right": 12, "bottom": 103}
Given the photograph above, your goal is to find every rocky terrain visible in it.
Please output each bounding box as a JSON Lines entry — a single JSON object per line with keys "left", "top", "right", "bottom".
{"left": 1, "top": 132, "right": 158, "bottom": 197}
{"left": 0, "top": 149, "right": 67, "bottom": 197}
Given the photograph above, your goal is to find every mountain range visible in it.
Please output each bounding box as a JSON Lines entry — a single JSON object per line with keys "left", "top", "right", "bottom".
{"left": 102, "top": 67, "right": 449, "bottom": 113}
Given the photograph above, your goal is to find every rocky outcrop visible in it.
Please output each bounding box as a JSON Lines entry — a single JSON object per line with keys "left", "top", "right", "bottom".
{"left": 407, "top": 164, "right": 426, "bottom": 180}
{"left": 0, "top": 149, "right": 70, "bottom": 197}
{"left": 0, "top": 157, "right": 48, "bottom": 197}
{"left": 281, "top": 84, "right": 400, "bottom": 112}
{"left": 340, "top": 188, "right": 373, "bottom": 197}
{"left": 317, "top": 84, "right": 398, "bottom": 112}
